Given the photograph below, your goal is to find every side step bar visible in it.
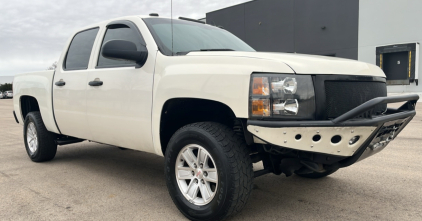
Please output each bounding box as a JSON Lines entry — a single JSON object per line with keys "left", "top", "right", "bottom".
{"left": 55, "top": 136, "right": 85, "bottom": 146}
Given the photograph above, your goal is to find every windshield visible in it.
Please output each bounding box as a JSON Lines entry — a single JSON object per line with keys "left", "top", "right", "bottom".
{"left": 143, "top": 18, "right": 255, "bottom": 56}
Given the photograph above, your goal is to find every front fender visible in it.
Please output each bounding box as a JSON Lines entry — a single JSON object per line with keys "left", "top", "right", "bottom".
{"left": 151, "top": 52, "right": 295, "bottom": 155}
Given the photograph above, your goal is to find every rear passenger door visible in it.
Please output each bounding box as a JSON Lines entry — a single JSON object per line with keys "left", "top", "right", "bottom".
{"left": 53, "top": 27, "right": 99, "bottom": 139}
{"left": 85, "top": 20, "right": 155, "bottom": 152}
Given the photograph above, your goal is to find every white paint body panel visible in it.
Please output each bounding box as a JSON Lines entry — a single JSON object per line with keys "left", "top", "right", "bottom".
{"left": 53, "top": 69, "right": 92, "bottom": 139}
{"left": 13, "top": 71, "right": 59, "bottom": 134}
{"left": 84, "top": 18, "right": 156, "bottom": 151}
{"left": 151, "top": 52, "right": 295, "bottom": 155}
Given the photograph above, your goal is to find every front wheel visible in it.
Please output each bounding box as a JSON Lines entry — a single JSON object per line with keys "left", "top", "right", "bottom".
{"left": 24, "top": 112, "right": 57, "bottom": 162}
{"left": 165, "top": 122, "right": 253, "bottom": 221}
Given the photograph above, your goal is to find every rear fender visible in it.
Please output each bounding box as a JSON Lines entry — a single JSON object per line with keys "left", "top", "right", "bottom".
{"left": 13, "top": 71, "right": 60, "bottom": 134}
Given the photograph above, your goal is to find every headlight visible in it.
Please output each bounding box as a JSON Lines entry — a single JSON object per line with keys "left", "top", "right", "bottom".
{"left": 249, "top": 73, "right": 315, "bottom": 119}
{"left": 273, "top": 99, "right": 299, "bottom": 115}
{"left": 271, "top": 77, "right": 297, "bottom": 94}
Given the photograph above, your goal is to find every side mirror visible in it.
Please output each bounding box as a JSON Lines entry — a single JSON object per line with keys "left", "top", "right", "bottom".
{"left": 101, "top": 40, "right": 148, "bottom": 66}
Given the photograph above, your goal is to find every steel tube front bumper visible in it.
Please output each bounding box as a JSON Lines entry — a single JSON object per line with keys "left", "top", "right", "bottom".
{"left": 247, "top": 95, "right": 418, "bottom": 159}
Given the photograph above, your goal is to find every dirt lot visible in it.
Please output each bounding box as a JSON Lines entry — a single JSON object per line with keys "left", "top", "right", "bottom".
{"left": 1, "top": 99, "right": 421, "bottom": 220}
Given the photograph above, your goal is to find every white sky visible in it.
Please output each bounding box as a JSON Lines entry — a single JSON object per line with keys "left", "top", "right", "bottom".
{"left": 0, "top": 0, "right": 250, "bottom": 76}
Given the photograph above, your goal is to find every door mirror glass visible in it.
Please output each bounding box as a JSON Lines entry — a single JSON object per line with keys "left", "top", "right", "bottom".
{"left": 101, "top": 40, "right": 148, "bottom": 65}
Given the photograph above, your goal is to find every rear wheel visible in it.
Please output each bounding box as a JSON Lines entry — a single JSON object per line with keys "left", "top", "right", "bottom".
{"left": 295, "top": 167, "right": 339, "bottom": 179}
{"left": 24, "top": 112, "right": 57, "bottom": 162}
{"left": 165, "top": 122, "right": 253, "bottom": 221}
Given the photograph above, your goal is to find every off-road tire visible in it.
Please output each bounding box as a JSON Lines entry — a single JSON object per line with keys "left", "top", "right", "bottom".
{"left": 165, "top": 122, "right": 253, "bottom": 221}
{"left": 295, "top": 168, "right": 339, "bottom": 179}
{"left": 24, "top": 112, "right": 57, "bottom": 162}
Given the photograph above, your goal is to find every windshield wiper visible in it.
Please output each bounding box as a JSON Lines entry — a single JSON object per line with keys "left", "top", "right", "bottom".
{"left": 199, "top": 49, "right": 235, "bottom": 51}
{"left": 175, "top": 49, "right": 235, "bottom": 55}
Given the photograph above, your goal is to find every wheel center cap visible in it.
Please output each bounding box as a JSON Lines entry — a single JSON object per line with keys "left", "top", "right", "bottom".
{"left": 196, "top": 169, "right": 203, "bottom": 179}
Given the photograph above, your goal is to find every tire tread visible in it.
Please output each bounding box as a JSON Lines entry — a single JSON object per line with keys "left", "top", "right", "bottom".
{"left": 24, "top": 112, "right": 57, "bottom": 162}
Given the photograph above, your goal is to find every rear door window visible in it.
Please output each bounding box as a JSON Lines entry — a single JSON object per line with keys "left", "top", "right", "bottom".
{"left": 64, "top": 28, "right": 99, "bottom": 70}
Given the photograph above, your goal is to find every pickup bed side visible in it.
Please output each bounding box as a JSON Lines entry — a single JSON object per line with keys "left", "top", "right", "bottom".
{"left": 13, "top": 70, "right": 60, "bottom": 134}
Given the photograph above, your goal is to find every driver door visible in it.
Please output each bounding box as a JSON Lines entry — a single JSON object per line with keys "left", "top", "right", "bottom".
{"left": 85, "top": 19, "right": 155, "bottom": 152}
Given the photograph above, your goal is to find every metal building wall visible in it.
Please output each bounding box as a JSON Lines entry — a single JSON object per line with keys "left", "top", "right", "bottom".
{"left": 358, "top": 0, "right": 422, "bottom": 93}
{"left": 206, "top": 0, "right": 359, "bottom": 59}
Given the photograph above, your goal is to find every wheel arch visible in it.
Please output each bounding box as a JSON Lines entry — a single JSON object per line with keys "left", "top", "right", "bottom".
{"left": 159, "top": 98, "right": 244, "bottom": 155}
{"left": 20, "top": 96, "right": 40, "bottom": 121}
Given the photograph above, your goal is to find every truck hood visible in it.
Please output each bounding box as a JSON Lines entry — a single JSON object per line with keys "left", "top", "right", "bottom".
{"left": 187, "top": 51, "right": 385, "bottom": 77}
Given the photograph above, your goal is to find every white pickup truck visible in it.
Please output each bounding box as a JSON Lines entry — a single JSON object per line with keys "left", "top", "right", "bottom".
{"left": 13, "top": 15, "right": 418, "bottom": 220}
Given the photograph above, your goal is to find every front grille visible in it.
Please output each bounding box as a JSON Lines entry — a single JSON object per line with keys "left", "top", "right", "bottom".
{"left": 325, "top": 81, "right": 387, "bottom": 119}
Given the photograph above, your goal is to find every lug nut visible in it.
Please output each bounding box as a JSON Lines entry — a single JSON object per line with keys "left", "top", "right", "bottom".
{"left": 201, "top": 180, "right": 205, "bottom": 184}
{"left": 195, "top": 179, "right": 198, "bottom": 183}
{"left": 204, "top": 172, "right": 208, "bottom": 177}
{"left": 194, "top": 163, "right": 197, "bottom": 168}
{"left": 191, "top": 171, "right": 194, "bottom": 176}
{"left": 200, "top": 163, "right": 203, "bottom": 168}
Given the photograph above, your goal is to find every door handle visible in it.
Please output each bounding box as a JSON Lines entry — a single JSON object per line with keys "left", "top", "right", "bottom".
{"left": 89, "top": 78, "right": 103, "bottom": 86}
{"left": 55, "top": 79, "right": 66, "bottom": 86}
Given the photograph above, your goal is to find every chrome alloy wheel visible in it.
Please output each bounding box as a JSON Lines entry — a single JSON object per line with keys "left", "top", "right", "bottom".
{"left": 175, "top": 144, "right": 218, "bottom": 206}
{"left": 26, "top": 122, "right": 38, "bottom": 155}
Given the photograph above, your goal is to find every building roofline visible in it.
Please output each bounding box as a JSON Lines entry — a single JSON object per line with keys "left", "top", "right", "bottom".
{"left": 206, "top": 0, "right": 254, "bottom": 15}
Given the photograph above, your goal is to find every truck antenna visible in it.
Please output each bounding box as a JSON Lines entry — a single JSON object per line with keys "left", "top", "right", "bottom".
{"left": 171, "top": 0, "right": 174, "bottom": 56}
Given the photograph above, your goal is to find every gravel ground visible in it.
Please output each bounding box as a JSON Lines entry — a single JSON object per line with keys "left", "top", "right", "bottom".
{"left": 1, "top": 99, "right": 421, "bottom": 220}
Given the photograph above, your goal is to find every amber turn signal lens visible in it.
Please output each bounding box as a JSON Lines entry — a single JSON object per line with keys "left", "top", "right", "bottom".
{"left": 251, "top": 99, "right": 270, "bottom": 116}
{"left": 252, "top": 77, "right": 270, "bottom": 95}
